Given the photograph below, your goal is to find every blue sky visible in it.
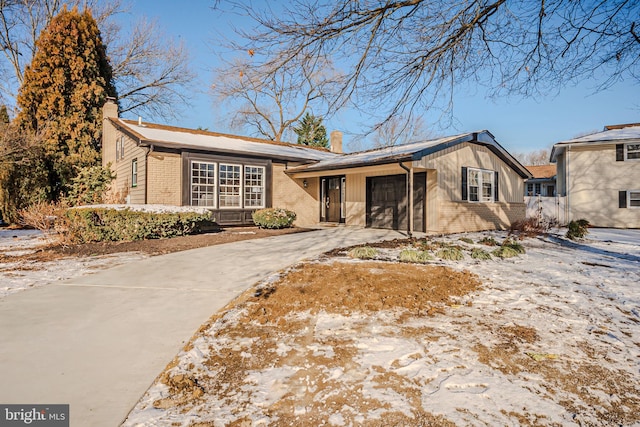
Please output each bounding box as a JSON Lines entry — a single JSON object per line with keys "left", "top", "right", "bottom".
{"left": 118, "top": 0, "right": 639, "bottom": 155}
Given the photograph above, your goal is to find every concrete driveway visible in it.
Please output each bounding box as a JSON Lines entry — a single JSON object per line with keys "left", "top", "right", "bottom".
{"left": 0, "top": 227, "right": 406, "bottom": 426}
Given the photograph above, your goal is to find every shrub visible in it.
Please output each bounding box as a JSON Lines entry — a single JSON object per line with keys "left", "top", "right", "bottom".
{"left": 64, "top": 208, "right": 215, "bottom": 243}
{"left": 65, "top": 164, "right": 115, "bottom": 206}
{"left": 19, "top": 200, "right": 72, "bottom": 245}
{"left": 492, "top": 246, "right": 519, "bottom": 259}
{"left": 419, "top": 239, "right": 449, "bottom": 251}
{"left": 566, "top": 219, "right": 590, "bottom": 240}
{"left": 471, "top": 248, "right": 492, "bottom": 260}
{"left": 479, "top": 236, "right": 499, "bottom": 246}
{"left": 252, "top": 208, "right": 296, "bottom": 229}
{"left": 399, "top": 249, "right": 433, "bottom": 263}
{"left": 510, "top": 217, "right": 550, "bottom": 237}
{"left": 348, "top": 246, "right": 378, "bottom": 259}
{"left": 436, "top": 247, "right": 464, "bottom": 261}
{"left": 501, "top": 239, "right": 525, "bottom": 254}
{"left": 458, "top": 237, "right": 474, "bottom": 244}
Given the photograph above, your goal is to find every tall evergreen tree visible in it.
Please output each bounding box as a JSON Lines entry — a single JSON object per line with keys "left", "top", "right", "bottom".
{"left": 15, "top": 7, "right": 117, "bottom": 200}
{"left": 293, "top": 112, "right": 328, "bottom": 148}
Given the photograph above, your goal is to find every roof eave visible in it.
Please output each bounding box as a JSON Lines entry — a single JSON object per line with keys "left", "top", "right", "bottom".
{"left": 109, "top": 118, "right": 332, "bottom": 163}
{"left": 285, "top": 154, "right": 414, "bottom": 175}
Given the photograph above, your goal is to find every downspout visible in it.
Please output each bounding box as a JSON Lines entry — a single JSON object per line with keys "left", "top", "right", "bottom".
{"left": 399, "top": 161, "right": 412, "bottom": 238}
{"left": 144, "top": 144, "right": 154, "bottom": 204}
{"left": 566, "top": 145, "right": 570, "bottom": 224}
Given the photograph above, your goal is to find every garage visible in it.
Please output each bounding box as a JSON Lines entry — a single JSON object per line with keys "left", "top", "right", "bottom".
{"left": 366, "top": 173, "right": 425, "bottom": 232}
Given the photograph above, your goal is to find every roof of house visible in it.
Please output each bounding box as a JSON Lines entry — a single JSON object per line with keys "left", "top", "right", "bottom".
{"left": 526, "top": 164, "right": 556, "bottom": 179}
{"left": 551, "top": 123, "right": 640, "bottom": 162}
{"left": 110, "top": 118, "right": 339, "bottom": 162}
{"left": 286, "top": 130, "right": 532, "bottom": 178}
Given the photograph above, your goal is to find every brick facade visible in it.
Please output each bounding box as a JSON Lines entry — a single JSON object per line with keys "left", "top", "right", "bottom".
{"left": 147, "top": 153, "right": 182, "bottom": 205}
{"left": 272, "top": 163, "right": 320, "bottom": 227}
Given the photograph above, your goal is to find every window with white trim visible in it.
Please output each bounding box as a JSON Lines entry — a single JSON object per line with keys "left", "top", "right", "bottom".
{"left": 629, "top": 190, "right": 640, "bottom": 208}
{"left": 626, "top": 144, "right": 640, "bottom": 160}
{"left": 116, "top": 136, "right": 125, "bottom": 161}
{"left": 468, "top": 168, "right": 494, "bottom": 202}
{"left": 219, "top": 163, "right": 242, "bottom": 208}
{"left": 191, "top": 161, "right": 216, "bottom": 207}
{"left": 244, "top": 166, "right": 265, "bottom": 208}
{"left": 131, "top": 158, "right": 138, "bottom": 187}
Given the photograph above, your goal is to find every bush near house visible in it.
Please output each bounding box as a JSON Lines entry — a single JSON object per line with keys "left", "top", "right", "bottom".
{"left": 20, "top": 203, "right": 215, "bottom": 244}
{"left": 252, "top": 208, "right": 296, "bottom": 229}
{"left": 65, "top": 208, "right": 214, "bottom": 243}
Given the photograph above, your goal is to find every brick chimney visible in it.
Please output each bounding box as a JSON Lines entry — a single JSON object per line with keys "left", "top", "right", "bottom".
{"left": 330, "top": 130, "right": 343, "bottom": 154}
{"left": 103, "top": 97, "right": 118, "bottom": 119}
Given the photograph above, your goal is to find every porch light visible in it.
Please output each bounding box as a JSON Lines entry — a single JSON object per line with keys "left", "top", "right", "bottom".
{"left": 303, "top": 179, "right": 308, "bottom": 188}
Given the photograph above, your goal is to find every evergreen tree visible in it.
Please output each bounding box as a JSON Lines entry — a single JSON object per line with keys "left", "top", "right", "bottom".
{"left": 15, "top": 7, "right": 117, "bottom": 200}
{"left": 293, "top": 112, "right": 329, "bottom": 148}
{"left": 0, "top": 106, "right": 9, "bottom": 124}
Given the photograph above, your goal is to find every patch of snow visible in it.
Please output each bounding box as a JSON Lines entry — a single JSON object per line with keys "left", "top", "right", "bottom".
{"left": 121, "top": 229, "right": 640, "bottom": 425}
{"left": 72, "top": 204, "right": 213, "bottom": 215}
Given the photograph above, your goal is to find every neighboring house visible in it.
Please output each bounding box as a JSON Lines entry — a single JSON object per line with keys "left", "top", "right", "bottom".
{"left": 525, "top": 165, "right": 556, "bottom": 197}
{"left": 550, "top": 123, "right": 640, "bottom": 228}
{"left": 102, "top": 99, "right": 531, "bottom": 234}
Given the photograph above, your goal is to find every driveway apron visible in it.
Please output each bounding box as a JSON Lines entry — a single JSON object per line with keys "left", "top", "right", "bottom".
{"left": 0, "top": 227, "right": 405, "bottom": 426}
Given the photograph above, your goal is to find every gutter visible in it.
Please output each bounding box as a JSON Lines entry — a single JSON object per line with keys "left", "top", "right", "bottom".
{"left": 399, "top": 161, "right": 412, "bottom": 238}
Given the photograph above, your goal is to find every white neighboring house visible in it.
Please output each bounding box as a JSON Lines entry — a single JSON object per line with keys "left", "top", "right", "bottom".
{"left": 550, "top": 123, "right": 640, "bottom": 228}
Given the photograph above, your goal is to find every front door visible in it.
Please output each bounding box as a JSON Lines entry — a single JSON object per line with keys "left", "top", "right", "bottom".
{"left": 321, "top": 176, "right": 345, "bottom": 223}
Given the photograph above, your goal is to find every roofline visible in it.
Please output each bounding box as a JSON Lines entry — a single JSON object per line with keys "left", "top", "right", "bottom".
{"left": 116, "top": 118, "right": 331, "bottom": 152}
{"left": 286, "top": 131, "right": 532, "bottom": 179}
{"left": 108, "top": 118, "right": 332, "bottom": 163}
{"left": 604, "top": 123, "right": 640, "bottom": 130}
{"left": 550, "top": 136, "right": 640, "bottom": 162}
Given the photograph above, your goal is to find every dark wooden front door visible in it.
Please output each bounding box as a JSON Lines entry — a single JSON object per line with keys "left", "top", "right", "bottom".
{"left": 322, "top": 176, "right": 345, "bottom": 223}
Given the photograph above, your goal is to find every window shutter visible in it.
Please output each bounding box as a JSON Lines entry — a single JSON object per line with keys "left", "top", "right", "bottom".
{"left": 461, "top": 167, "right": 468, "bottom": 201}
{"left": 619, "top": 191, "right": 627, "bottom": 208}
{"left": 616, "top": 144, "right": 624, "bottom": 161}
{"left": 494, "top": 171, "right": 499, "bottom": 202}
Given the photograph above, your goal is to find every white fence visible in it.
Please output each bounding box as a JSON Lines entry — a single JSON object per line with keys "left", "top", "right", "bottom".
{"left": 525, "top": 196, "right": 567, "bottom": 226}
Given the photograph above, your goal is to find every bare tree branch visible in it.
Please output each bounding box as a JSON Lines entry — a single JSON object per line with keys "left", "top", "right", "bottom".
{"left": 371, "top": 115, "right": 433, "bottom": 148}
{"left": 212, "top": 49, "right": 343, "bottom": 141}
{"left": 218, "top": 0, "right": 639, "bottom": 130}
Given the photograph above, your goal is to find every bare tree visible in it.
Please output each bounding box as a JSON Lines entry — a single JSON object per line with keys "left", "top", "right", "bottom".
{"left": 514, "top": 149, "right": 551, "bottom": 166}
{"left": 219, "top": 1, "right": 640, "bottom": 128}
{"left": 0, "top": 0, "right": 194, "bottom": 120}
{"left": 371, "top": 115, "right": 432, "bottom": 147}
{"left": 213, "top": 51, "right": 342, "bottom": 142}
{"left": 0, "top": 119, "right": 40, "bottom": 163}
{"left": 109, "top": 18, "right": 194, "bottom": 119}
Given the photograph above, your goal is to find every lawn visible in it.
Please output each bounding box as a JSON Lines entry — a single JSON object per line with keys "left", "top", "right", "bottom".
{"left": 122, "top": 230, "right": 640, "bottom": 426}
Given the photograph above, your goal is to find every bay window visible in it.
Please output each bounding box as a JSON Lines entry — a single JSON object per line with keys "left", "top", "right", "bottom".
{"left": 190, "top": 161, "right": 265, "bottom": 209}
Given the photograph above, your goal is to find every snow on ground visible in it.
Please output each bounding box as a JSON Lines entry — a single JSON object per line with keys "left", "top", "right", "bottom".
{"left": 76, "top": 204, "right": 213, "bottom": 215}
{"left": 0, "top": 229, "right": 147, "bottom": 298}
{"left": 123, "top": 228, "right": 640, "bottom": 426}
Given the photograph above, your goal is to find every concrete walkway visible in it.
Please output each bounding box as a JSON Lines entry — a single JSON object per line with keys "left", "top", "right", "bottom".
{"left": 0, "top": 227, "right": 406, "bottom": 426}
